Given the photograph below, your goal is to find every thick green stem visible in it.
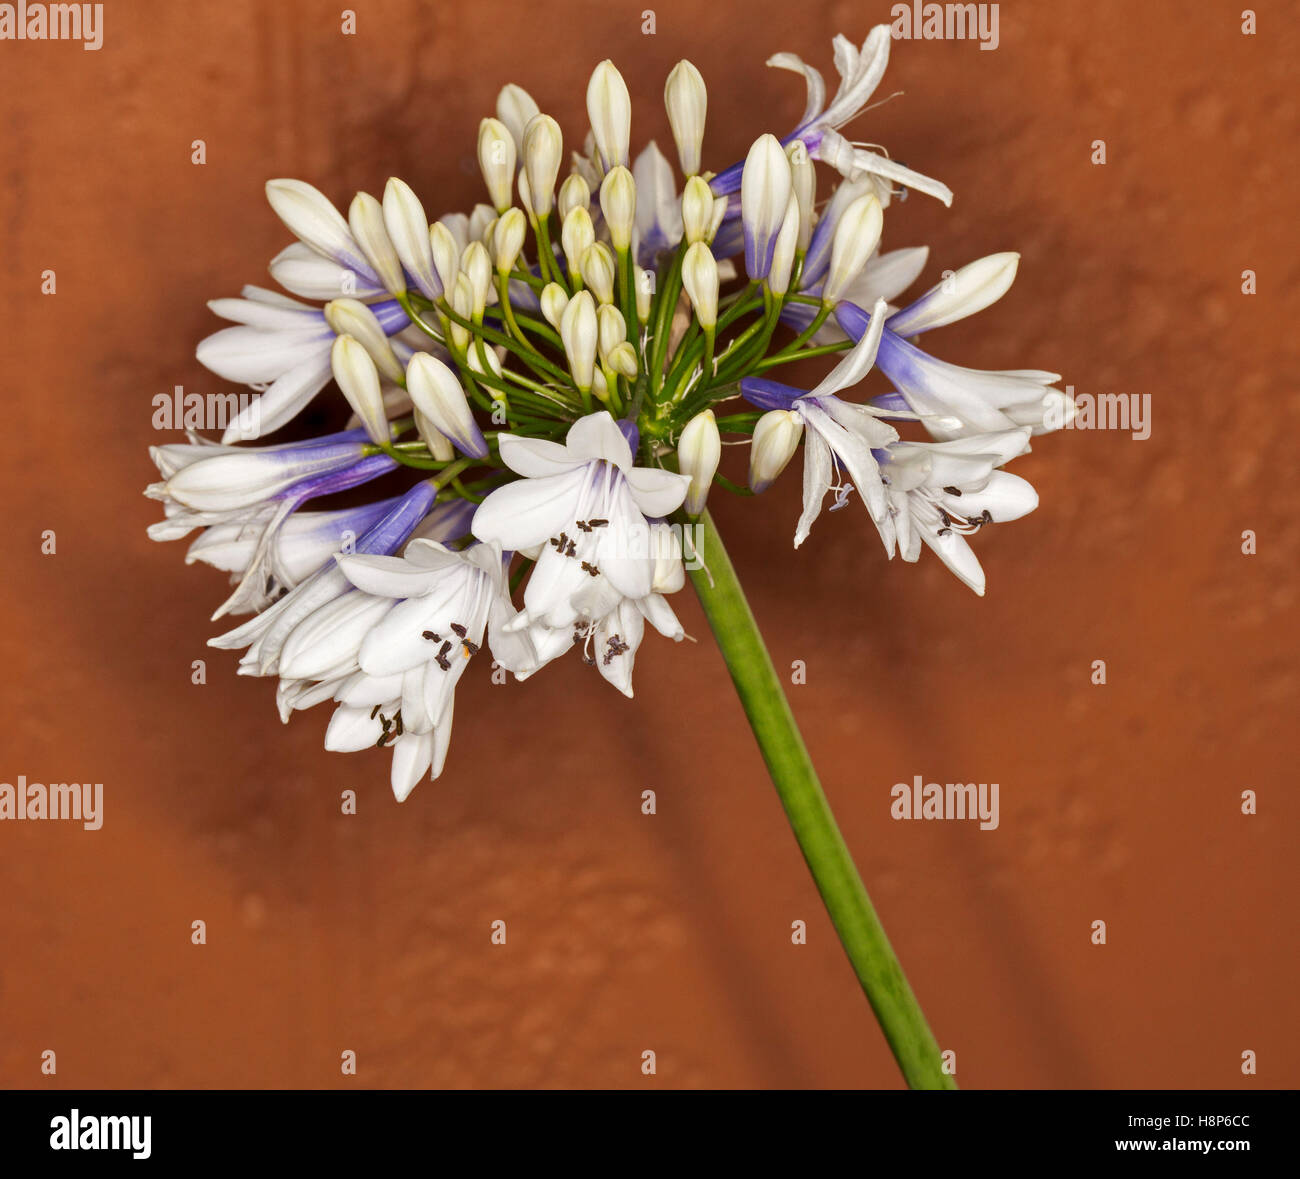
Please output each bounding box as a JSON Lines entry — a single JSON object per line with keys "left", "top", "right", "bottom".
{"left": 687, "top": 509, "right": 955, "bottom": 1091}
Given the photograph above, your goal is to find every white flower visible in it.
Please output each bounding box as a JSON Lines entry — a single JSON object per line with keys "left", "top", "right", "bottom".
{"left": 876, "top": 430, "right": 1039, "bottom": 596}
{"left": 471, "top": 412, "right": 689, "bottom": 632}
{"left": 767, "top": 26, "right": 953, "bottom": 206}
{"left": 742, "top": 300, "right": 899, "bottom": 546}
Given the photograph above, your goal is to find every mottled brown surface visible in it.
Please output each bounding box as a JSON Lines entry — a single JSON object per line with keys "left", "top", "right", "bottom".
{"left": 1, "top": 0, "right": 1295, "bottom": 1089}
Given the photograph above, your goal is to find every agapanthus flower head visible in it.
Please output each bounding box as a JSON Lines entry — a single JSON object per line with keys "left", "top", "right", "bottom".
{"left": 151, "top": 25, "right": 1071, "bottom": 797}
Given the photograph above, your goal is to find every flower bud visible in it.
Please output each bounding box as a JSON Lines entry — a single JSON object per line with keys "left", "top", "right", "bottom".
{"left": 323, "top": 298, "right": 403, "bottom": 383}
{"left": 579, "top": 243, "right": 617, "bottom": 305}
{"left": 681, "top": 176, "right": 715, "bottom": 245}
{"left": 493, "top": 207, "right": 527, "bottom": 274}
{"left": 414, "top": 412, "right": 456, "bottom": 462}
{"left": 823, "top": 192, "right": 883, "bottom": 305}
{"left": 468, "top": 203, "right": 496, "bottom": 244}
{"left": 597, "top": 304, "right": 627, "bottom": 363}
{"left": 561, "top": 206, "right": 596, "bottom": 279}
{"left": 886, "top": 252, "right": 1021, "bottom": 336}
{"left": 429, "top": 220, "right": 460, "bottom": 294}
{"left": 382, "top": 177, "right": 441, "bottom": 299}
{"left": 348, "top": 191, "right": 405, "bottom": 296}
{"left": 787, "top": 141, "right": 816, "bottom": 253}
{"left": 559, "top": 289, "right": 598, "bottom": 390}
{"left": 522, "top": 114, "right": 563, "bottom": 218}
{"left": 265, "top": 179, "right": 368, "bottom": 274}
{"left": 331, "top": 335, "right": 389, "bottom": 446}
{"left": 557, "top": 174, "right": 591, "bottom": 221}
{"left": 477, "top": 118, "right": 517, "bottom": 213}
{"left": 749, "top": 410, "right": 803, "bottom": 492}
{"left": 599, "top": 165, "right": 637, "bottom": 253}
{"left": 664, "top": 60, "right": 707, "bottom": 177}
{"left": 465, "top": 341, "right": 504, "bottom": 381}
{"left": 767, "top": 195, "right": 801, "bottom": 297}
{"left": 590, "top": 368, "right": 610, "bottom": 404}
{"left": 496, "top": 83, "right": 539, "bottom": 154}
{"left": 741, "top": 134, "right": 792, "bottom": 280}
{"left": 678, "top": 409, "right": 721, "bottom": 516}
{"left": 540, "top": 282, "right": 570, "bottom": 329}
{"left": 635, "top": 268, "right": 655, "bottom": 324}
{"left": 405, "top": 352, "right": 488, "bottom": 459}
{"left": 449, "top": 275, "right": 474, "bottom": 349}
{"left": 586, "top": 60, "right": 631, "bottom": 171}
{"left": 681, "top": 242, "right": 719, "bottom": 330}
{"left": 461, "top": 241, "right": 493, "bottom": 318}
{"left": 606, "top": 341, "right": 639, "bottom": 380}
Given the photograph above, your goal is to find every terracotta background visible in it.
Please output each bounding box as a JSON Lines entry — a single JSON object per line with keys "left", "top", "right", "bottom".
{"left": 1, "top": 0, "right": 1295, "bottom": 1089}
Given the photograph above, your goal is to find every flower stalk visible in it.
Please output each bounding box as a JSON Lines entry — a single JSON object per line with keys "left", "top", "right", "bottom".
{"left": 687, "top": 508, "right": 956, "bottom": 1090}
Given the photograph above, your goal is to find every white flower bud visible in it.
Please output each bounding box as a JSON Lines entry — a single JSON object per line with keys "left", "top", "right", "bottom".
{"left": 493, "top": 207, "right": 527, "bottom": 274}
{"left": 477, "top": 118, "right": 517, "bottom": 213}
{"left": 681, "top": 176, "right": 715, "bottom": 245}
{"left": 886, "top": 252, "right": 1021, "bottom": 336}
{"left": 767, "top": 195, "right": 801, "bottom": 297}
{"left": 586, "top": 60, "right": 631, "bottom": 172}
{"left": 264, "top": 179, "right": 365, "bottom": 272}
{"left": 591, "top": 367, "right": 610, "bottom": 404}
{"left": 557, "top": 174, "right": 591, "bottom": 221}
{"left": 606, "top": 341, "right": 639, "bottom": 380}
{"left": 823, "top": 192, "right": 883, "bottom": 305}
{"left": 348, "top": 191, "right": 405, "bottom": 296}
{"left": 540, "top": 282, "right": 570, "bottom": 329}
{"left": 749, "top": 410, "right": 803, "bottom": 492}
{"left": 466, "top": 341, "right": 504, "bottom": 380}
{"left": 787, "top": 141, "right": 816, "bottom": 253}
{"left": 330, "top": 335, "right": 389, "bottom": 446}
{"left": 561, "top": 206, "right": 596, "bottom": 279}
{"left": 496, "top": 83, "right": 540, "bottom": 155}
{"left": 429, "top": 221, "right": 460, "bottom": 294}
{"left": 741, "top": 134, "right": 792, "bottom": 280}
{"left": 382, "top": 177, "right": 441, "bottom": 300}
{"left": 468, "top": 203, "right": 496, "bottom": 244}
{"left": 597, "top": 304, "right": 627, "bottom": 363}
{"left": 579, "top": 242, "right": 617, "bottom": 305}
{"left": 678, "top": 409, "right": 721, "bottom": 516}
{"left": 599, "top": 165, "right": 637, "bottom": 253}
{"left": 414, "top": 412, "right": 456, "bottom": 462}
{"left": 681, "top": 242, "right": 719, "bottom": 330}
{"left": 406, "top": 352, "right": 488, "bottom": 459}
{"left": 559, "top": 289, "right": 598, "bottom": 390}
{"left": 635, "top": 267, "right": 655, "bottom": 324}
{"left": 323, "top": 298, "right": 403, "bottom": 383}
{"left": 664, "top": 60, "right": 707, "bottom": 176}
{"left": 708, "top": 194, "right": 730, "bottom": 242}
{"left": 522, "top": 114, "right": 563, "bottom": 218}
{"left": 449, "top": 275, "right": 473, "bottom": 349}
{"left": 461, "top": 241, "right": 493, "bottom": 318}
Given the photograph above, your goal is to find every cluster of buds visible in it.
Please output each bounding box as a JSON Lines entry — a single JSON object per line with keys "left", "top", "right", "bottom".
{"left": 148, "top": 26, "right": 1070, "bottom": 797}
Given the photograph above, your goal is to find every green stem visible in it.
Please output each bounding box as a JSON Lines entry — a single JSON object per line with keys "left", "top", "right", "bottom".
{"left": 687, "top": 510, "right": 955, "bottom": 1091}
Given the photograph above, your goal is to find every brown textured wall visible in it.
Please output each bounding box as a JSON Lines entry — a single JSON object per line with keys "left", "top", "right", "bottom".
{"left": 1, "top": 0, "right": 1295, "bottom": 1089}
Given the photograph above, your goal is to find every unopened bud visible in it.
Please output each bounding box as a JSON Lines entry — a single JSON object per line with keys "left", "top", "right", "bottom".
{"left": 678, "top": 409, "right": 721, "bottom": 516}
{"left": 664, "top": 60, "right": 707, "bottom": 177}
{"left": 749, "top": 410, "right": 803, "bottom": 492}
{"left": 331, "top": 335, "right": 389, "bottom": 446}
{"left": 681, "top": 242, "right": 719, "bottom": 330}
{"left": 600, "top": 165, "right": 637, "bottom": 253}
{"left": 477, "top": 118, "right": 517, "bottom": 213}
